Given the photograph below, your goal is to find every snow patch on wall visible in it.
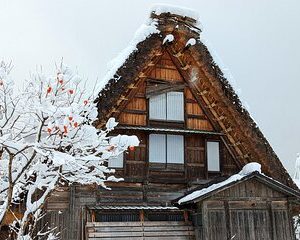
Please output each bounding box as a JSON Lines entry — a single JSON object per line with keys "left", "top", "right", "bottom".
{"left": 178, "top": 162, "right": 262, "bottom": 204}
{"left": 163, "top": 34, "right": 174, "bottom": 44}
{"left": 186, "top": 38, "right": 196, "bottom": 47}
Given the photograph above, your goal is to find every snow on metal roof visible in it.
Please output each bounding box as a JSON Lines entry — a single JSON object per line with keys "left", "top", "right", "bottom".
{"left": 116, "top": 126, "right": 223, "bottom": 135}
{"left": 87, "top": 205, "right": 179, "bottom": 210}
{"left": 178, "top": 163, "right": 262, "bottom": 205}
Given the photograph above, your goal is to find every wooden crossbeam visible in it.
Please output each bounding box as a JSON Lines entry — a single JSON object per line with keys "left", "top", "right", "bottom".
{"left": 228, "top": 141, "right": 242, "bottom": 147}
{"left": 223, "top": 127, "right": 233, "bottom": 133}
{"left": 138, "top": 72, "right": 147, "bottom": 78}
{"left": 173, "top": 51, "right": 183, "bottom": 58}
{"left": 154, "top": 52, "right": 163, "bottom": 56}
{"left": 111, "top": 108, "right": 119, "bottom": 113}
{"left": 128, "top": 84, "right": 137, "bottom": 89}
{"left": 181, "top": 64, "right": 190, "bottom": 70}
{"left": 120, "top": 96, "right": 128, "bottom": 101}
{"left": 214, "top": 115, "right": 226, "bottom": 121}
{"left": 147, "top": 62, "right": 155, "bottom": 67}
{"left": 237, "top": 153, "right": 250, "bottom": 159}
{"left": 205, "top": 102, "right": 217, "bottom": 109}
{"left": 198, "top": 90, "right": 208, "bottom": 96}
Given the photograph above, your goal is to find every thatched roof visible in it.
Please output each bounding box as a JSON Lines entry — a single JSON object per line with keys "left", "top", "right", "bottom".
{"left": 95, "top": 5, "right": 297, "bottom": 190}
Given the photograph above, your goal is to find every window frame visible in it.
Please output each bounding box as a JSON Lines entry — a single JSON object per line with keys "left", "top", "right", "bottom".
{"left": 205, "top": 140, "right": 221, "bottom": 173}
{"left": 107, "top": 135, "right": 125, "bottom": 169}
{"left": 148, "top": 91, "right": 185, "bottom": 122}
{"left": 148, "top": 133, "right": 185, "bottom": 169}
{"left": 108, "top": 151, "right": 124, "bottom": 169}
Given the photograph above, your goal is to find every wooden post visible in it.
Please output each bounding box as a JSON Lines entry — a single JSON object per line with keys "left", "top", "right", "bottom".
{"left": 288, "top": 200, "right": 297, "bottom": 240}
{"left": 224, "top": 201, "right": 232, "bottom": 240}
{"left": 183, "top": 210, "right": 189, "bottom": 223}
{"left": 267, "top": 201, "right": 276, "bottom": 240}
{"left": 91, "top": 210, "right": 95, "bottom": 222}
{"left": 140, "top": 210, "right": 145, "bottom": 222}
{"left": 202, "top": 202, "right": 209, "bottom": 240}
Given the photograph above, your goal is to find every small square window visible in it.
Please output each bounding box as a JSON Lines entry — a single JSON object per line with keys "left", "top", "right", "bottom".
{"left": 108, "top": 153, "right": 124, "bottom": 168}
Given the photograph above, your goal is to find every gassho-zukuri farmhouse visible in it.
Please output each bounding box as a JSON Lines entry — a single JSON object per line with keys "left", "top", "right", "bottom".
{"left": 4, "top": 4, "right": 300, "bottom": 240}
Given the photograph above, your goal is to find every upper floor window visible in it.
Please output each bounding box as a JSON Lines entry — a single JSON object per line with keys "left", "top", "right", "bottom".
{"left": 149, "top": 91, "right": 184, "bottom": 121}
{"left": 207, "top": 141, "right": 220, "bottom": 172}
{"left": 149, "top": 134, "right": 184, "bottom": 165}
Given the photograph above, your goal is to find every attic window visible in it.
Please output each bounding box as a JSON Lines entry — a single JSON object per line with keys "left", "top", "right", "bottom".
{"left": 207, "top": 141, "right": 220, "bottom": 172}
{"left": 149, "top": 92, "right": 184, "bottom": 121}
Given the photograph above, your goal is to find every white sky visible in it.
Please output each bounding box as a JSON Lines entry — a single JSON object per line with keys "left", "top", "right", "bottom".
{"left": 0, "top": 0, "right": 299, "bottom": 174}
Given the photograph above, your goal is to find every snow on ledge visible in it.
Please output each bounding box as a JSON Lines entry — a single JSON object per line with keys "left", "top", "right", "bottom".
{"left": 178, "top": 162, "right": 261, "bottom": 204}
{"left": 151, "top": 4, "right": 200, "bottom": 21}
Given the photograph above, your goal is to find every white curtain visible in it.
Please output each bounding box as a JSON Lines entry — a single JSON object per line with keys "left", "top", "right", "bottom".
{"left": 149, "top": 93, "right": 166, "bottom": 120}
{"left": 167, "top": 92, "right": 184, "bottom": 121}
{"left": 108, "top": 153, "right": 124, "bottom": 168}
{"left": 207, "top": 141, "right": 220, "bottom": 171}
{"left": 149, "top": 134, "right": 166, "bottom": 163}
{"left": 167, "top": 135, "right": 184, "bottom": 164}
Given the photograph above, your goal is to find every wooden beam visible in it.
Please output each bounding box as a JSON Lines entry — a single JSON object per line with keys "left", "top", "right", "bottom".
{"left": 128, "top": 84, "right": 137, "bottom": 89}
{"left": 214, "top": 115, "right": 226, "bottom": 121}
{"left": 199, "top": 90, "right": 208, "bottom": 96}
{"left": 166, "top": 46, "right": 245, "bottom": 163}
{"left": 181, "top": 64, "right": 190, "bottom": 70}
{"left": 205, "top": 102, "right": 217, "bottom": 109}
{"left": 228, "top": 141, "right": 242, "bottom": 147}
{"left": 138, "top": 72, "right": 147, "bottom": 78}
{"left": 223, "top": 127, "right": 233, "bottom": 133}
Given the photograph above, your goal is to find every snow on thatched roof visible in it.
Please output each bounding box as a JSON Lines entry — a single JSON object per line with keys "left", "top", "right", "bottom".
{"left": 95, "top": 5, "right": 297, "bottom": 191}
{"left": 96, "top": 20, "right": 160, "bottom": 92}
{"left": 150, "top": 4, "right": 200, "bottom": 21}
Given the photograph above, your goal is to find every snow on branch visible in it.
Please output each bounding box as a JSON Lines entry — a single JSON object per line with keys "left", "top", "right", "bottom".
{"left": 0, "top": 61, "right": 139, "bottom": 239}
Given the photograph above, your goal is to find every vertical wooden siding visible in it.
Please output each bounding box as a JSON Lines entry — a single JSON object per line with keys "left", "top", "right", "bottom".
{"left": 198, "top": 179, "right": 295, "bottom": 240}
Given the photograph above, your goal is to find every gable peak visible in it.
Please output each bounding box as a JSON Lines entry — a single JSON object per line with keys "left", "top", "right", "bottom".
{"left": 150, "top": 4, "right": 202, "bottom": 38}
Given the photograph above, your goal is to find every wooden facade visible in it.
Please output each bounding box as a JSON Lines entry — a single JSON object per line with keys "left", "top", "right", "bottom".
{"left": 17, "top": 7, "right": 300, "bottom": 240}
{"left": 178, "top": 173, "right": 300, "bottom": 240}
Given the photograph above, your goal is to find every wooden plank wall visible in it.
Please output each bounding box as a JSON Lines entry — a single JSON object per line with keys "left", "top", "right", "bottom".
{"left": 118, "top": 82, "right": 147, "bottom": 126}
{"left": 86, "top": 221, "right": 196, "bottom": 240}
{"left": 185, "top": 89, "right": 213, "bottom": 131}
{"left": 118, "top": 51, "right": 214, "bottom": 132}
{"left": 196, "top": 179, "right": 295, "bottom": 240}
{"left": 97, "top": 182, "right": 185, "bottom": 205}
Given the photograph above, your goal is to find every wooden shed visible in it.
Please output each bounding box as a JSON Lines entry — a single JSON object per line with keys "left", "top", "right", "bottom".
{"left": 29, "top": 4, "right": 300, "bottom": 240}
{"left": 176, "top": 170, "right": 300, "bottom": 240}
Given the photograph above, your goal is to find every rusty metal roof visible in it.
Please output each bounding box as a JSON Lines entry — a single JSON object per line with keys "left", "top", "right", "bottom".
{"left": 116, "top": 125, "right": 222, "bottom": 135}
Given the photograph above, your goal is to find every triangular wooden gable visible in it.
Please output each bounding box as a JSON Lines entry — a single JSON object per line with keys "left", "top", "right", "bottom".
{"left": 95, "top": 11, "right": 296, "bottom": 190}
{"left": 118, "top": 50, "right": 214, "bottom": 132}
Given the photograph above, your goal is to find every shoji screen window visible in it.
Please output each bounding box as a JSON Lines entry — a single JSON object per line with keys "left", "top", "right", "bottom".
{"left": 206, "top": 141, "right": 220, "bottom": 172}
{"left": 108, "top": 153, "right": 124, "bottom": 168}
{"left": 149, "top": 92, "right": 184, "bottom": 121}
{"left": 149, "top": 134, "right": 184, "bottom": 166}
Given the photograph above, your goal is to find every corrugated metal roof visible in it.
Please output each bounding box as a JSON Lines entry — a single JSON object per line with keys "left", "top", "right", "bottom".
{"left": 116, "top": 126, "right": 222, "bottom": 135}
{"left": 87, "top": 205, "right": 179, "bottom": 210}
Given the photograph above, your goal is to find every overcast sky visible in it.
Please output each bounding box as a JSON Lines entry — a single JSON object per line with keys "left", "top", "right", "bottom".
{"left": 0, "top": 0, "right": 299, "bottom": 175}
